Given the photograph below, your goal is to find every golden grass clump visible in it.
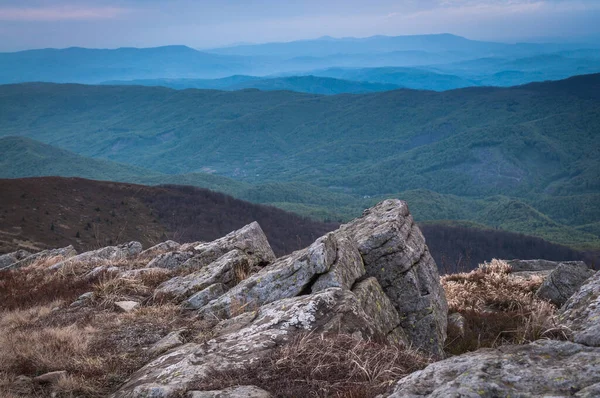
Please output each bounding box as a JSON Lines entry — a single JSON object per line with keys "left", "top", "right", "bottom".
{"left": 442, "top": 259, "right": 569, "bottom": 355}
{"left": 192, "top": 333, "right": 431, "bottom": 398}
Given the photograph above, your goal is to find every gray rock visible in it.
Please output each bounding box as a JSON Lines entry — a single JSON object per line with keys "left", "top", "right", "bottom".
{"left": 196, "top": 232, "right": 341, "bottom": 319}
{"left": 34, "top": 370, "right": 68, "bottom": 384}
{"left": 50, "top": 242, "right": 142, "bottom": 270}
{"left": 115, "top": 301, "right": 140, "bottom": 312}
{"left": 119, "top": 267, "right": 173, "bottom": 280}
{"left": 70, "top": 291, "right": 94, "bottom": 307}
{"left": 506, "top": 259, "right": 587, "bottom": 273}
{"left": 198, "top": 200, "right": 446, "bottom": 357}
{"left": 146, "top": 251, "right": 195, "bottom": 270}
{"left": 154, "top": 249, "right": 266, "bottom": 302}
{"left": 560, "top": 271, "right": 600, "bottom": 347}
{"left": 139, "top": 241, "right": 180, "bottom": 260}
{"left": 536, "top": 262, "right": 595, "bottom": 307}
{"left": 339, "top": 199, "right": 448, "bottom": 358}
{"left": 311, "top": 233, "right": 365, "bottom": 292}
{"left": 187, "top": 222, "right": 275, "bottom": 272}
{"left": 385, "top": 340, "right": 600, "bottom": 397}
{"left": 114, "top": 286, "right": 397, "bottom": 397}
{"left": 183, "top": 283, "right": 227, "bottom": 310}
{"left": 447, "top": 312, "right": 467, "bottom": 337}
{"left": 352, "top": 277, "right": 408, "bottom": 344}
{"left": 187, "top": 386, "right": 272, "bottom": 398}
{"left": 0, "top": 249, "right": 31, "bottom": 269}
{"left": 149, "top": 329, "right": 187, "bottom": 356}
{"left": 2, "top": 245, "right": 77, "bottom": 271}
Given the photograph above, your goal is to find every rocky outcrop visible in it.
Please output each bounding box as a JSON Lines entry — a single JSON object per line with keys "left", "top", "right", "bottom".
{"left": 1, "top": 245, "right": 77, "bottom": 271}
{"left": 560, "top": 271, "right": 600, "bottom": 347}
{"left": 197, "top": 200, "right": 447, "bottom": 356}
{"left": 385, "top": 340, "right": 600, "bottom": 397}
{"left": 154, "top": 248, "right": 270, "bottom": 303}
{"left": 196, "top": 232, "right": 362, "bottom": 319}
{"left": 536, "top": 262, "right": 595, "bottom": 307}
{"left": 114, "top": 286, "right": 400, "bottom": 397}
{"left": 111, "top": 200, "right": 446, "bottom": 397}
{"left": 339, "top": 200, "right": 447, "bottom": 357}
{"left": 50, "top": 242, "right": 142, "bottom": 270}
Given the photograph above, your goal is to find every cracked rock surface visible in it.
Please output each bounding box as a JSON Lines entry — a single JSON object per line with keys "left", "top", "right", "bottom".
{"left": 111, "top": 200, "right": 447, "bottom": 397}
{"left": 385, "top": 340, "right": 600, "bottom": 398}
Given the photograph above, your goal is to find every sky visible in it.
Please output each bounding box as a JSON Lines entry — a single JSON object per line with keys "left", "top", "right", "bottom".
{"left": 0, "top": 0, "right": 599, "bottom": 51}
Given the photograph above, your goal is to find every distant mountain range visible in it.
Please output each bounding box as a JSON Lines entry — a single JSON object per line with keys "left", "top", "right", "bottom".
{"left": 1, "top": 74, "right": 599, "bottom": 251}
{"left": 1, "top": 34, "right": 599, "bottom": 91}
{"left": 102, "top": 75, "right": 402, "bottom": 95}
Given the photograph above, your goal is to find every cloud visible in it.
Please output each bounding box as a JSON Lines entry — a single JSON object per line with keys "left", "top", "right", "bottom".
{"left": 0, "top": 6, "right": 128, "bottom": 21}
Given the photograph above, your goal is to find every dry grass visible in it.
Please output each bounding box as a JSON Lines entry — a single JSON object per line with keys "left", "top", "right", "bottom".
{"left": 443, "top": 259, "right": 570, "bottom": 355}
{"left": 0, "top": 255, "right": 207, "bottom": 397}
{"left": 192, "top": 333, "right": 431, "bottom": 398}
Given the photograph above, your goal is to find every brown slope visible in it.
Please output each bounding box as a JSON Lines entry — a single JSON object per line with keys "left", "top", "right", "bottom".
{"left": 0, "top": 177, "right": 338, "bottom": 256}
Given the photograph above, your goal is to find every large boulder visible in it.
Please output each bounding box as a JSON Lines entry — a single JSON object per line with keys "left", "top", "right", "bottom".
{"left": 385, "top": 340, "right": 600, "bottom": 397}
{"left": 536, "top": 262, "right": 595, "bottom": 307}
{"left": 196, "top": 231, "right": 363, "bottom": 319}
{"left": 560, "top": 271, "right": 600, "bottom": 347}
{"left": 339, "top": 200, "right": 447, "bottom": 357}
{"left": 113, "top": 200, "right": 446, "bottom": 396}
{"left": 114, "top": 284, "right": 400, "bottom": 398}
{"left": 197, "top": 200, "right": 446, "bottom": 357}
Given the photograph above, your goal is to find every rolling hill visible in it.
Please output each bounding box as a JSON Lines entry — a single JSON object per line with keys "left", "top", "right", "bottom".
{"left": 102, "top": 75, "right": 401, "bottom": 95}
{"left": 1, "top": 75, "right": 598, "bottom": 200}
{"left": 1, "top": 177, "right": 593, "bottom": 269}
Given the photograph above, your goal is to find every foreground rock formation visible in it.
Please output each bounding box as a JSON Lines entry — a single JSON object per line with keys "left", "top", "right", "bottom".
{"left": 386, "top": 340, "right": 600, "bottom": 397}
{"left": 3, "top": 199, "right": 597, "bottom": 398}
{"left": 110, "top": 199, "right": 447, "bottom": 397}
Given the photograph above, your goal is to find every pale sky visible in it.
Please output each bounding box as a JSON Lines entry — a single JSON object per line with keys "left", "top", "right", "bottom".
{"left": 0, "top": 0, "right": 599, "bottom": 51}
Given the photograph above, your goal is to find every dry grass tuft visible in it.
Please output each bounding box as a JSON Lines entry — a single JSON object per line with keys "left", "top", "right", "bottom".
{"left": 192, "top": 333, "right": 430, "bottom": 398}
{"left": 0, "top": 255, "right": 208, "bottom": 397}
{"left": 92, "top": 276, "right": 150, "bottom": 308}
{"left": 443, "top": 259, "right": 569, "bottom": 355}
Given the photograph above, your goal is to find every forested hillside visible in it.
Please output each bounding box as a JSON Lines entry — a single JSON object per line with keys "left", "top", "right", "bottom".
{"left": 1, "top": 75, "right": 599, "bottom": 250}
{"left": 1, "top": 177, "right": 594, "bottom": 269}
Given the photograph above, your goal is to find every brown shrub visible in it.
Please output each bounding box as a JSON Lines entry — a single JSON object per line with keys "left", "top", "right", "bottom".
{"left": 192, "top": 333, "right": 430, "bottom": 398}
{"left": 0, "top": 267, "right": 96, "bottom": 311}
{"left": 443, "top": 259, "right": 569, "bottom": 355}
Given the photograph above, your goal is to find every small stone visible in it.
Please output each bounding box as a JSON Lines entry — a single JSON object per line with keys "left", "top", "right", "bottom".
{"left": 187, "top": 385, "right": 272, "bottom": 397}
{"left": 115, "top": 301, "right": 140, "bottom": 312}
{"left": 34, "top": 370, "right": 67, "bottom": 384}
